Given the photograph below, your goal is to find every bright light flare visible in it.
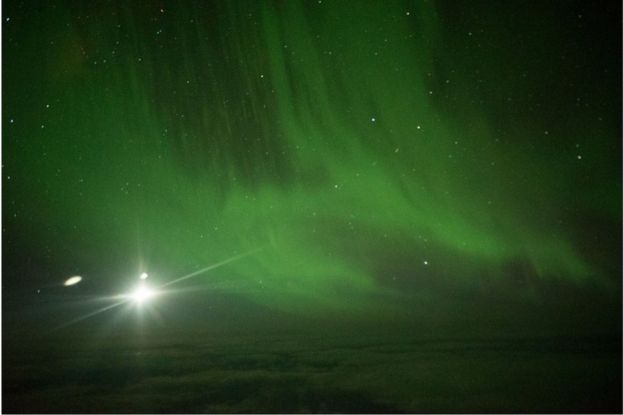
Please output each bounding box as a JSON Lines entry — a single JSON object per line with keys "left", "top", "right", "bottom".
{"left": 129, "top": 285, "right": 155, "bottom": 303}
{"left": 53, "top": 249, "right": 261, "bottom": 332}
{"left": 64, "top": 276, "right": 82, "bottom": 286}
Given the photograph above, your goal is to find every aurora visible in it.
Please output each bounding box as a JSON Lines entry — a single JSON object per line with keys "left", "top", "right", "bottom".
{"left": 3, "top": 0, "right": 621, "bottom": 412}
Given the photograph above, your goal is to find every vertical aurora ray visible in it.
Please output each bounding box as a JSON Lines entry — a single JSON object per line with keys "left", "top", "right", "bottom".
{"left": 4, "top": 0, "right": 620, "bottom": 316}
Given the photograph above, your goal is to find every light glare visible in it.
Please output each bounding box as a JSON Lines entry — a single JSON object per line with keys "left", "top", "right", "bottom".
{"left": 64, "top": 276, "right": 82, "bottom": 286}
{"left": 130, "top": 285, "right": 154, "bottom": 303}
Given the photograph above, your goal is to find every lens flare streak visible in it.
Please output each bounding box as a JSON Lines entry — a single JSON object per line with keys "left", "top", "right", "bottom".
{"left": 160, "top": 248, "right": 261, "bottom": 288}
{"left": 51, "top": 299, "right": 128, "bottom": 331}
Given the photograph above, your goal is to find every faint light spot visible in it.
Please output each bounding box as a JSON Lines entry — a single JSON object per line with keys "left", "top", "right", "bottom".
{"left": 423, "top": 260, "right": 429, "bottom": 265}
{"left": 140, "top": 272, "right": 149, "bottom": 280}
{"left": 577, "top": 154, "right": 582, "bottom": 160}
{"left": 371, "top": 117, "right": 376, "bottom": 122}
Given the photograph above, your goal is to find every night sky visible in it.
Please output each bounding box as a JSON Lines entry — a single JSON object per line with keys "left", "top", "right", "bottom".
{"left": 3, "top": 0, "right": 622, "bottom": 413}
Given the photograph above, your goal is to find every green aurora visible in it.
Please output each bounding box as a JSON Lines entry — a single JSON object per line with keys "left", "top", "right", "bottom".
{"left": 4, "top": 0, "right": 620, "bottom": 317}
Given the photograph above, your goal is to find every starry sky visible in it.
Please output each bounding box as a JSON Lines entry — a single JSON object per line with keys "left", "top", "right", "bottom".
{"left": 3, "top": 0, "right": 622, "bottom": 412}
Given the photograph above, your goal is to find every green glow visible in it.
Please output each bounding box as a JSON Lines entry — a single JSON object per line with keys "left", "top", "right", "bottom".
{"left": 5, "top": 0, "right": 619, "bottom": 316}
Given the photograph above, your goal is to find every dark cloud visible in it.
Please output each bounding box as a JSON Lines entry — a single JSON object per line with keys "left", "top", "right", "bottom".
{"left": 4, "top": 330, "right": 621, "bottom": 413}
